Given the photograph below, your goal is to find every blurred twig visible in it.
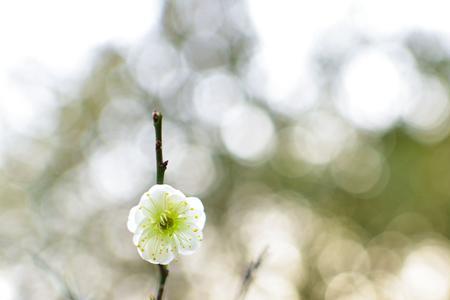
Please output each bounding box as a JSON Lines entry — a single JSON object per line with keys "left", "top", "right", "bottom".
{"left": 236, "top": 247, "right": 269, "bottom": 300}
{"left": 32, "top": 253, "right": 80, "bottom": 300}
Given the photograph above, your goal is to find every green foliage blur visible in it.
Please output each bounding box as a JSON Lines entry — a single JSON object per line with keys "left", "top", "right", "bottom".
{"left": 2, "top": 1, "right": 450, "bottom": 300}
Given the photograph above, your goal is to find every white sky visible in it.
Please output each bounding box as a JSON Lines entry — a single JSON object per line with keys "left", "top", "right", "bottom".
{"left": 0, "top": 0, "right": 160, "bottom": 76}
{"left": 0, "top": 0, "right": 161, "bottom": 146}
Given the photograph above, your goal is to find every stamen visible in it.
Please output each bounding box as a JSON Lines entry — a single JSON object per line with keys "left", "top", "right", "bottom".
{"left": 159, "top": 211, "right": 174, "bottom": 230}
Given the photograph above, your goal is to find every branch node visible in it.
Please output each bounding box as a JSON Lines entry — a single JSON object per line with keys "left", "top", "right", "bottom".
{"left": 152, "top": 111, "right": 161, "bottom": 122}
{"left": 155, "top": 140, "right": 162, "bottom": 149}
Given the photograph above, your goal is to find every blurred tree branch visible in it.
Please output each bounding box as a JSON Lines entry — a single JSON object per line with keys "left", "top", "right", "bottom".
{"left": 32, "top": 253, "right": 79, "bottom": 300}
{"left": 236, "top": 247, "right": 268, "bottom": 300}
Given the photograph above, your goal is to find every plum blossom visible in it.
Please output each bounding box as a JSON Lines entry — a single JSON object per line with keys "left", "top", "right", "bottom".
{"left": 127, "top": 184, "right": 206, "bottom": 264}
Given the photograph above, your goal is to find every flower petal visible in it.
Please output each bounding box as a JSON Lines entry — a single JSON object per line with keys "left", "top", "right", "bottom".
{"left": 133, "top": 230, "right": 143, "bottom": 246}
{"left": 140, "top": 184, "right": 186, "bottom": 213}
{"left": 139, "top": 235, "right": 176, "bottom": 264}
{"left": 174, "top": 230, "right": 202, "bottom": 256}
{"left": 149, "top": 184, "right": 183, "bottom": 201}
{"left": 155, "top": 247, "right": 176, "bottom": 265}
{"left": 185, "top": 197, "right": 204, "bottom": 212}
{"left": 168, "top": 192, "right": 186, "bottom": 204}
{"left": 139, "top": 192, "right": 159, "bottom": 215}
{"left": 127, "top": 205, "right": 146, "bottom": 233}
{"left": 184, "top": 197, "right": 206, "bottom": 230}
{"left": 186, "top": 210, "right": 206, "bottom": 230}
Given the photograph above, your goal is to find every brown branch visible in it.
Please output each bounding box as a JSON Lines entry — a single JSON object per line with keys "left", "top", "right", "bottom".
{"left": 152, "top": 111, "right": 169, "bottom": 300}
{"left": 153, "top": 111, "right": 168, "bottom": 185}
{"left": 157, "top": 264, "right": 169, "bottom": 300}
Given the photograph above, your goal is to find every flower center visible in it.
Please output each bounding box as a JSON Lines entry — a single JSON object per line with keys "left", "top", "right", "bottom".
{"left": 159, "top": 211, "right": 174, "bottom": 230}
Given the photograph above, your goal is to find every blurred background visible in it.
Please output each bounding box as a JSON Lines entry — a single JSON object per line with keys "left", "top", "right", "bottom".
{"left": 2, "top": 0, "right": 450, "bottom": 299}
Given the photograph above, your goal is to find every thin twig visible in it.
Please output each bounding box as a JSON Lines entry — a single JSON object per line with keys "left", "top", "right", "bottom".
{"left": 157, "top": 264, "right": 169, "bottom": 300}
{"left": 152, "top": 111, "right": 169, "bottom": 300}
{"left": 32, "top": 253, "right": 79, "bottom": 300}
{"left": 153, "top": 111, "right": 168, "bottom": 185}
{"left": 236, "top": 247, "right": 269, "bottom": 300}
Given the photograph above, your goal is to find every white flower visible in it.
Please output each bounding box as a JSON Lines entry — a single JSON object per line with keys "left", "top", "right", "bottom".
{"left": 127, "top": 184, "right": 206, "bottom": 264}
